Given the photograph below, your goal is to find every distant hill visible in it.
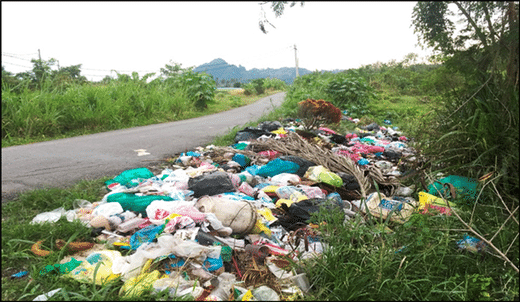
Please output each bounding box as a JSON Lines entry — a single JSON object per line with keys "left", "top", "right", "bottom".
{"left": 193, "top": 58, "right": 343, "bottom": 86}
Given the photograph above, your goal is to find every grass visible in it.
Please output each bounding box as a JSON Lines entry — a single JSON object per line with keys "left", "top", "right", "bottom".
{"left": 0, "top": 89, "right": 286, "bottom": 301}
{"left": 2, "top": 84, "right": 518, "bottom": 301}
{"left": 1, "top": 78, "right": 281, "bottom": 148}
{"left": 300, "top": 184, "right": 519, "bottom": 301}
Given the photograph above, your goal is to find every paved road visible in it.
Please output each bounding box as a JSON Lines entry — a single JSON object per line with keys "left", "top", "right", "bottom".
{"left": 1, "top": 92, "right": 286, "bottom": 201}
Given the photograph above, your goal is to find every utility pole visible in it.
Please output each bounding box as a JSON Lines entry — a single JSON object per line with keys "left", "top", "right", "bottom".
{"left": 294, "top": 44, "right": 299, "bottom": 77}
{"left": 38, "top": 49, "right": 41, "bottom": 61}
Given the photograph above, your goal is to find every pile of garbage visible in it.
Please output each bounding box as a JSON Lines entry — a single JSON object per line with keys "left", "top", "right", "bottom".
{"left": 26, "top": 117, "right": 482, "bottom": 301}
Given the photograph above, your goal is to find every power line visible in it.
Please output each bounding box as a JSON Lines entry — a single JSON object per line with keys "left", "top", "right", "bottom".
{"left": 1, "top": 52, "right": 38, "bottom": 57}
{"left": 1, "top": 61, "right": 33, "bottom": 69}
{"left": 2, "top": 46, "right": 298, "bottom": 79}
{"left": 1, "top": 53, "right": 34, "bottom": 61}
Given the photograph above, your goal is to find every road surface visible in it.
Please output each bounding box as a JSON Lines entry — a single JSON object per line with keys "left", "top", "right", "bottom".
{"left": 2, "top": 92, "right": 286, "bottom": 202}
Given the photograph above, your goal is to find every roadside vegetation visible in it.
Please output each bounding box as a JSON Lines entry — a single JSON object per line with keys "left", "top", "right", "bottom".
{"left": 1, "top": 61, "right": 285, "bottom": 148}
{"left": 2, "top": 2, "right": 518, "bottom": 299}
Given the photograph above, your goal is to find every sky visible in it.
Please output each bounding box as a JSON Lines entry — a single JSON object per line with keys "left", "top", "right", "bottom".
{"left": 2, "top": 1, "right": 435, "bottom": 81}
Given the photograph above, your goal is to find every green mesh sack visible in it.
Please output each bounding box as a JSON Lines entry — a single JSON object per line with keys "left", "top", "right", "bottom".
{"left": 107, "top": 193, "right": 173, "bottom": 217}
{"left": 105, "top": 167, "right": 154, "bottom": 189}
{"left": 428, "top": 175, "right": 479, "bottom": 204}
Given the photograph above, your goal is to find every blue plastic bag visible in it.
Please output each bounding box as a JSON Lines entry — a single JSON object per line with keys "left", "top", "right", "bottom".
{"left": 232, "top": 153, "right": 251, "bottom": 167}
{"left": 129, "top": 224, "right": 164, "bottom": 250}
{"left": 256, "top": 158, "right": 300, "bottom": 178}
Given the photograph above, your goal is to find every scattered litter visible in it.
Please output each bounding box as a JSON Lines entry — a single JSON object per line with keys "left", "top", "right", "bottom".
{"left": 32, "top": 288, "right": 62, "bottom": 301}
{"left": 11, "top": 270, "right": 29, "bottom": 279}
{"left": 23, "top": 117, "right": 482, "bottom": 300}
{"left": 134, "top": 149, "right": 151, "bottom": 156}
{"left": 457, "top": 234, "right": 488, "bottom": 254}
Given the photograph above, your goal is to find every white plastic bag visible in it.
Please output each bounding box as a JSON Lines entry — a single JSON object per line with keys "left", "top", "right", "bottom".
{"left": 271, "top": 173, "right": 300, "bottom": 186}
{"left": 32, "top": 288, "right": 62, "bottom": 301}
{"left": 31, "top": 208, "right": 69, "bottom": 224}
{"left": 91, "top": 202, "right": 124, "bottom": 218}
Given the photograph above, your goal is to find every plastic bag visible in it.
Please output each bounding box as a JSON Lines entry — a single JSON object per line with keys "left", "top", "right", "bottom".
{"left": 296, "top": 185, "right": 326, "bottom": 199}
{"left": 278, "top": 155, "right": 316, "bottom": 177}
{"left": 252, "top": 285, "right": 280, "bottom": 301}
{"left": 129, "top": 225, "right": 164, "bottom": 250}
{"left": 32, "top": 288, "right": 63, "bottom": 301}
{"left": 232, "top": 153, "right": 251, "bottom": 167}
{"left": 362, "top": 193, "right": 416, "bottom": 223}
{"left": 153, "top": 276, "right": 203, "bottom": 298}
{"left": 188, "top": 171, "right": 235, "bottom": 198}
{"left": 107, "top": 193, "right": 173, "bottom": 217}
{"left": 170, "top": 240, "right": 212, "bottom": 262}
{"left": 91, "top": 202, "right": 124, "bottom": 218}
{"left": 105, "top": 167, "right": 154, "bottom": 189}
{"left": 238, "top": 182, "right": 255, "bottom": 196}
{"left": 163, "top": 216, "right": 196, "bottom": 233}
{"left": 258, "top": 121, "right": 283, "bottom": 132}
{"left": 64, "top": 250, "right": 122, "bottom": 285}
{"left": 208, "top": 272, "right": 236, "bottom": 301}
{"left": 234, "top": 127, "right": 276, "bottom": 143}
{"left": 277, "top": 198, "right": 343, "bottom": 231}
{"left": 304, "top": 166, "right": 343, "bottom": 187}
{"left": 336, "top": 172, "right": 361, "bottom": 191}
{"left": 145, "top": 200, "right": 180, "bottom": 225}
{"left": 258, "top": 150, "right": 281, "bottom": 159}
{"left": 275, "top": 186, "right": 300, "bottom": 200}
{"left": 30, "top": 208, "right": 70, "bottom": 225}
{"left": 195, "top": 196, "right": 258, "bottom": 235}
{"left": 427, "top": 175, "right": 478, "bottom": 204}
{"left": 271, "top": 173, "right": 301, "bottom": 186}
{"left": 120, "top": 270, "right": 161, "bottom": 299}
{"left": 257, "top": 158, "right": 300, "bottom": 178}
{"left": 457, "top": 234, "right": 488, "bottom": 253}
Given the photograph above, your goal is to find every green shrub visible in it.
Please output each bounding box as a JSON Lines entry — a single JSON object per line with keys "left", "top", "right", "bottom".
{"left": 324, "top": 71, "right": 376, "bottom": 112}
{"left": 263, "top": 77, "right": 287, "bottom": 90}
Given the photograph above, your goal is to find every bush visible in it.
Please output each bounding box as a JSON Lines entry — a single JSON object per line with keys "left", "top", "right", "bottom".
{"left": 250, "top": 78, "right": 265, "bottom": 94}
{"left": 263, "top": 77, "right": 287, "bottom": 90}
{"left": 297, "top": 98, "right": 342, "bottom": 130}
{"left": 324, "top": 71, "right": 376, "bottom": 112}
{"left": 242, "top": 83, "right": 255, "bottom": 96}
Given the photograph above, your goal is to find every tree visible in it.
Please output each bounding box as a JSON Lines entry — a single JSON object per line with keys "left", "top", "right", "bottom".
{"left": 412, "top": 1, "right": 518, "bottom": 86}
{"left": 160, "top": 61, "right": 188, "bottom": 78}
{"left": 58, "top": 64, "right": 82, "bottom": 79}
{"left": 31, "top": 57, "right": 57, "bottom": 84}
{"left": 258, "top": 1, "right": 304, "bottom": 33}
{"left": 412, "top": 1, "right": 519, "bottom": 202}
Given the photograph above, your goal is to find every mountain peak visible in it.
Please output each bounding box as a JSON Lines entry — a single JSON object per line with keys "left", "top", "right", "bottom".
{"left": 194, "top": 58, "right": 337, "bottom": 85}
{"left": 208, "top": 58, "right": 227, "bottom": 65}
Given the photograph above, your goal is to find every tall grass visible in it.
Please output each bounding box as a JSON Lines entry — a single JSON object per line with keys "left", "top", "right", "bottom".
{"left": 301, "top": 183, "right": 519, "bottom": 300}
{"left": 409, "top": 81, "right": 519, "bottom": 208}
{"left": 1, "top": 77, "right": 208, "bottom": 147}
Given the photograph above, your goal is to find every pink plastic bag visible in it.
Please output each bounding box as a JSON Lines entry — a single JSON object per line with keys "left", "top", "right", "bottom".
{"left": 318, "top": 127, "right": 336, "bottom": 135}
{"left": 258, "top": 150, "right": 281, "bottom": 159}
{"left": 238, "top": 182, "right": 255, "bottom": 196}
{"left": 297, "top": 185, "right": 326, "bottom": 199}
